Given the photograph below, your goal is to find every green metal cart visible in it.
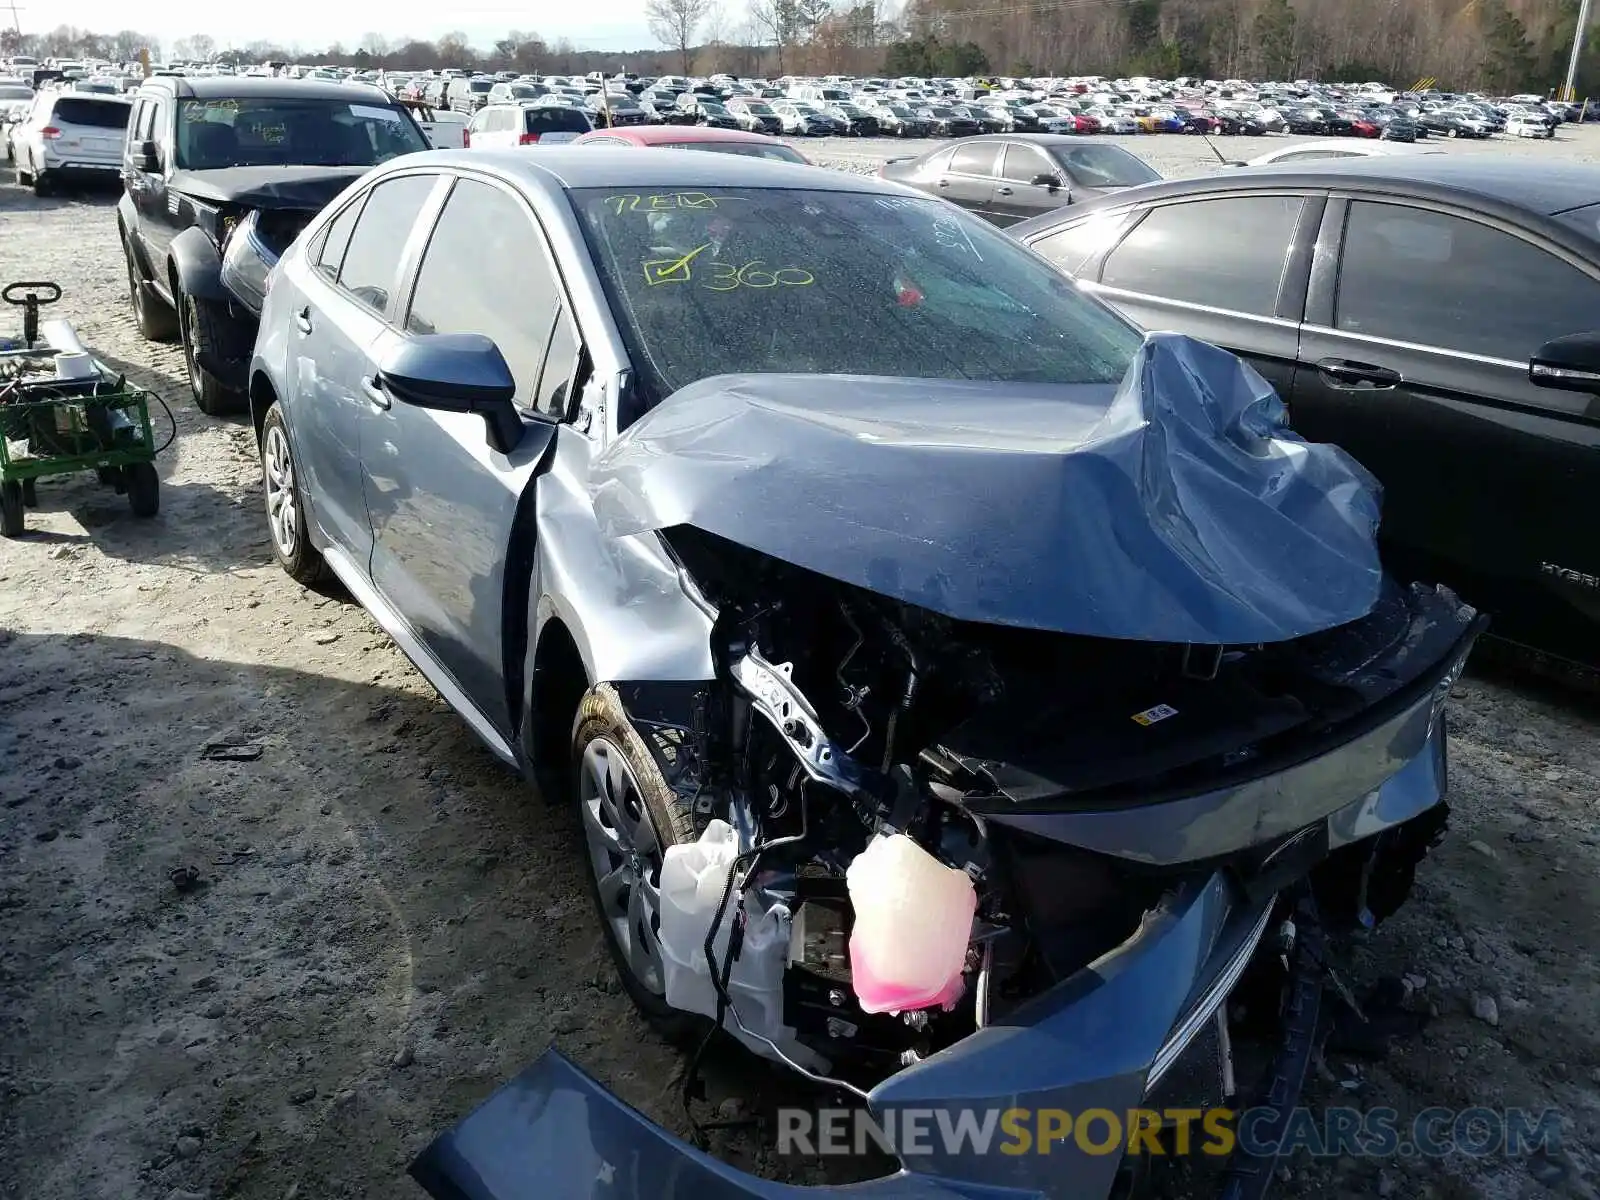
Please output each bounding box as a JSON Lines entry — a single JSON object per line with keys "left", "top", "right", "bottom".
{"left": 0, "top": 281, "right": 161, "bottom": 538}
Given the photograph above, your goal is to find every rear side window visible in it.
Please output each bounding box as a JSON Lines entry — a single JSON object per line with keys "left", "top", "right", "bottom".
{"left": 950, "top": 142, "right": 1000, "bottom": 176}
{"left": 1334, "top": 201, "right": 1600, "bottom": 361}
{"left": 314, "top": 196, "right": 365, "bottom": 282}
{"left": 405, "top": 178, "right": 571, "bottom": 415}
{"left": 1099, "top": 195, "right": 1303, "bottom": 316}
{"left": 335, "top": 174, "right": 437, "bottom": 315}
{"left": 526, "top": 108, "right": 592, "bottom": 135}
{"left": 51, "top": 97, "right": 130, "bottom": 129}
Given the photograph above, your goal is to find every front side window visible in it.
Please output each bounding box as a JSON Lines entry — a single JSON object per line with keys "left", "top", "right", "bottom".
{"left": 174, "top": 97, "right": 427, "bottom": 169}
{"left": 335, "top": 174, "right": 437, "bottom": 315}
{"left": 1100, "top": 195, "right": 1303, "bottom": 316}
{"left": 406, "top": 179, "right": 569, "bottom": 414}
{"left": 1000, "top": 142, "right": 1055, "bottom": 183}
{"left": 570, "top": 186, "right": 1142, "bottom": 420}
{"left": 1334, "top": 201, "right": 1600, "bottom": 361}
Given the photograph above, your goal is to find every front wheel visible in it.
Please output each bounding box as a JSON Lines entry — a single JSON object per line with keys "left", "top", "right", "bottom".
{"left": 1, "top": 481, "right": 24, "bottom": 537}
{"left": 125, "top": 461, "right": 159, "bottom": 517}
{"left": 180, "top": 293, "right": 248, "bottom": 416}
{"left": 261, "top": 405, "right": 326, "bottom": 584}
{"left": 573, "top": 683, "right": 700, "bottom": 1040}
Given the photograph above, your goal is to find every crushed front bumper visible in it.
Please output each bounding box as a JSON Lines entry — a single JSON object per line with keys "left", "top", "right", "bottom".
{"left": 410, "top": 613, "right": 1482, "bottom": 1200}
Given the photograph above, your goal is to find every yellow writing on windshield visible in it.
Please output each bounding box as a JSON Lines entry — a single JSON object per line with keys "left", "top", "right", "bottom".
{"left": 607, "top": 192, "right": 736, "bottom": 215}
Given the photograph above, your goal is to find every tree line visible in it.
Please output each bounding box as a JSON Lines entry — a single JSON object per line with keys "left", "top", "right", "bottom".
{"left": 3, "top": 0, "right": 1596, "bottom": 94}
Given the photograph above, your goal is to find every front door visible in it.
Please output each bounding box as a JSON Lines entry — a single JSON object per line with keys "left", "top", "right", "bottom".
{"left": 1290, "top": 197, "right": 1600, "bottom": 659}
{"left": 992, "top": 141, "right": 1069, "bottom": 225}
{"left": 363, "top": 175, "right": 573, "bottom": 739}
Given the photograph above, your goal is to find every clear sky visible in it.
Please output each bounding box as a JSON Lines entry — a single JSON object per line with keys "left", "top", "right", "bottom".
{"left": 19, "top": 1, "right": 656, "bottom": 53}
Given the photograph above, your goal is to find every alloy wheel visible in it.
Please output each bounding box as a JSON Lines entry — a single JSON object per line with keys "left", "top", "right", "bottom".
{"left": 263, "top": 424, "right": 299, "bottom": 560}
{"left": 579, "top": 737, "right": 667, "bottom": 995}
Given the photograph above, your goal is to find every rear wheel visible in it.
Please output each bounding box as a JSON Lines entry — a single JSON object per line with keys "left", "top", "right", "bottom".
{"left": 573, "top": 683, "right": 700, "bottom": 1040}
{"left": 126, "top": 241, "right": 178, "bottom": 342}
{"left": 30, "top": 162, "right": 50, "bottom": 197}
{"left": 261, "top": 405, "right": 325, "bottom": 584}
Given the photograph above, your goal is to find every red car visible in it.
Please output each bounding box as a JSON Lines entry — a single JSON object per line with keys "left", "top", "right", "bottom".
{"left": 570, "top": 124, "right": 810, "bottom": 164}
{"left": 1350, "top": 117, "right": 1383, "bottom": 137}
{"left": 1071, "top": 113, "right": 1102, "bottom": 133}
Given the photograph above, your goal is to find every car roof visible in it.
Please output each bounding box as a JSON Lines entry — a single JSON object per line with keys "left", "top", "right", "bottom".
{"left": 1014, "top": 155, "right": 1600, "bottom": 230}
{"left": 389, "top": 146, "right": 897, "bottom": 193}
{"left": 134, "top": 76, "right": 392, "bottom": 104}
{"left": 1223, "top": 155, "right": 1600, "bottom": 216}
{"left": 587, "top": 125, "right": 784, "bottom": 145}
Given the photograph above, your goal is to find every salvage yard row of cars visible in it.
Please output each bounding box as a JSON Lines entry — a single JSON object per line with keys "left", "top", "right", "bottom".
{"left": 4, "top": 60, "right": 1599, "bottom": 1200}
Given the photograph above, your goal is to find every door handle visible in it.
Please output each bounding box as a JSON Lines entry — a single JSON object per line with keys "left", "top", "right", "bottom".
{"left": 997, "top": 185, "right": 1014, "bottom": 195}
{"left": 293, "top": 305, "right": 313, "bottom": 335}
{"left": 1316, "top": 357, "right": 1401, "bottom": 388}
{"left": 936, "top": 178, "right": 950, "bottom": 187}
{"left": 360, "top": 375, "right": 390, "bottom": 410}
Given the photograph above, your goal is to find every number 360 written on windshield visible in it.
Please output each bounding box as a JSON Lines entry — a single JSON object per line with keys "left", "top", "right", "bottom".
{"left": 642, "top": 250, "right": 814, "bottom": 289}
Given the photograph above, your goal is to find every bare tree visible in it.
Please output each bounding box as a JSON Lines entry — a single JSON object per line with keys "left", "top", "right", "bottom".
{"left": 190, "top": 33, "right": 216, "bottom": 62}
{"left": 647, "top": 0, "right": 718, "bottom": 75}
{"left": 749, "top": 0, "right": 802, "bottom": 71}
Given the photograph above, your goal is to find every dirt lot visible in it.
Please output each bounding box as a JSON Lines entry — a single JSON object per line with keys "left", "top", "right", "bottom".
{"left": 1, "top": 132, "right": 1598, "bottom": 1200}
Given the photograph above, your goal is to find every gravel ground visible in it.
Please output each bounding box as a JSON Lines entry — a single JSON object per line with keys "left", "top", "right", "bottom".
{"left": 1, "top": 130, "right": 1598, "bottom": 1200}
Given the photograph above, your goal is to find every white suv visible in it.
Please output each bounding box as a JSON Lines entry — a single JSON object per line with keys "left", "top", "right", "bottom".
{"left": 12, "top": 91, "right": 131, "bottom": 195}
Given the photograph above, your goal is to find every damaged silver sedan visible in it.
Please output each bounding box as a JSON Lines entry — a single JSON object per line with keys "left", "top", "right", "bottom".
{"left": 246, "top": 148, "right": 1484, "bottom": 1199}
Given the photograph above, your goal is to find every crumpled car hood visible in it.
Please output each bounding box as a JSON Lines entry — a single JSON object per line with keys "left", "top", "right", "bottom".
{"left": 591, "top": 332, "right": 1384, "bottom": 645}
{"left": 169, "top": 165, "right": 369, "bottom": 209}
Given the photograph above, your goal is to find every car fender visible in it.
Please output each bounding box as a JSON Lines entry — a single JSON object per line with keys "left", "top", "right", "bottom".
{"left": 168, "top": 225, "right": 231, "bottom": 305}
{"left": 116, "top": 192, "right": 146, "bottom": 268}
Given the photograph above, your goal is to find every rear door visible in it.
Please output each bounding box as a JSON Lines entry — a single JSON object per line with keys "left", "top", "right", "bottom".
{"left": 1079, "top": 191, "right": 1320, "bottom": 399}
{"left": 1293, "top": 196, "right": 1600, "bottom": 656}
{"left": 292, "top": 172, "right": 442, "bottom": 565}
{"left": 937, "top": 141, "right": 1000, "bottom": 219}
{"left": 362, "top": 173, "right": 567, "bottom": 739}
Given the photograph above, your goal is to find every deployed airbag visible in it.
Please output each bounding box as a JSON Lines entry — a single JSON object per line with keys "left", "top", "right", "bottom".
{"left": 592, "top": 333, "right": 1384, "bottom": 644}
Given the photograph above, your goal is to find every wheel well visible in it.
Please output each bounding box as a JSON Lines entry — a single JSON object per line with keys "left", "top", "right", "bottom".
{"left": 248, "top": 373, "right": 277, "bottom": 448}
{"left": 528, "top": 619, "right": 588, "bottom": 802}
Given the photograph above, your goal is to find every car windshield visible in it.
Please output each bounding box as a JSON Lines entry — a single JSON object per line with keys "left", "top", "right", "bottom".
{"left": 570, "top": 186, "right": 1141, "bottom": 415}
{"left": 658, "top": 140, "right": 806, "bottom": 162}
{"left": 174, "top": 97, "right": 427, "bottom": 168}
{"left": 0, "top": 86, "right": 32, "bottom": 99}
{"left": 741, "top": 101, "right": 774, "bottom": 114}
{"left": 1048, "top": 144, "right": 1161, "bottom": 187}
{"left": 700, "top": 101, "right": 729, "bottom": 114}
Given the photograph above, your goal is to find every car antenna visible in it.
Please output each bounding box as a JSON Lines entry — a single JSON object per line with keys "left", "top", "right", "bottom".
{"left": 1200, "top": 127, "right": 1230, "bottom": 166}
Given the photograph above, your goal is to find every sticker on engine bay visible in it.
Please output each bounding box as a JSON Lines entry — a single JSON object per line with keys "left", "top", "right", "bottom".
{"left": 1131, "top": 704, "right": 1179, "bottom": 726}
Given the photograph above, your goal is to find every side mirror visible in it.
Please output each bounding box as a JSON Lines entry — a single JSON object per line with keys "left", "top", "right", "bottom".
{"left": 1529, "top": 331, "right": 1600, "bottom": 393}
{"left": 377, "top": 333, "right": 525, "bottom": 454}
{"left": 135, "top": 139, "right": 161, "bottom": 171}
{"left": 1031, "top": 171, "right": 1062, "bottom": 190}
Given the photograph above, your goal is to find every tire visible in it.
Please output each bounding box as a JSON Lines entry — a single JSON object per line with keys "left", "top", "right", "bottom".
{"left": 1448, "top": 127, "right": 1458, "bottom": 138}
{"left": 260, "top": 404, "right": 325, "bottom": 584}
{"left": 30, "top": 161, "right": 50, "bottom": 197}
{"left": 179, "top": 292, "right": 247, "bottom": 416}
{"left": 1, "top": 481, "right": 23, "bottom": 537}
{"left": 126, "top": 240, "right": 179, "bottom": 342}
{"left": 572, "top": 683, "right": 702, "bottom": 1041}
{"left": 125, "top": 461, "right": 159, "bottom": 517}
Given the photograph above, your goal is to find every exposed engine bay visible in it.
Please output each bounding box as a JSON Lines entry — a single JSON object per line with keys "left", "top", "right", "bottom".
{"left": 622, "top": 525, "right": 1481, "bottom": 1090}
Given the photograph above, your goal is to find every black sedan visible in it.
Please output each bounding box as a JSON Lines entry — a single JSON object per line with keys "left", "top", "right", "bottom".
{"left": 879, "top": 134, "right": 1161, "bottom": 226}
{"left": 914, "top": 105, "right": 980, "bottom": 137}
{"left": 1008, "top": 156, "right": 1600, "bottom": 665}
